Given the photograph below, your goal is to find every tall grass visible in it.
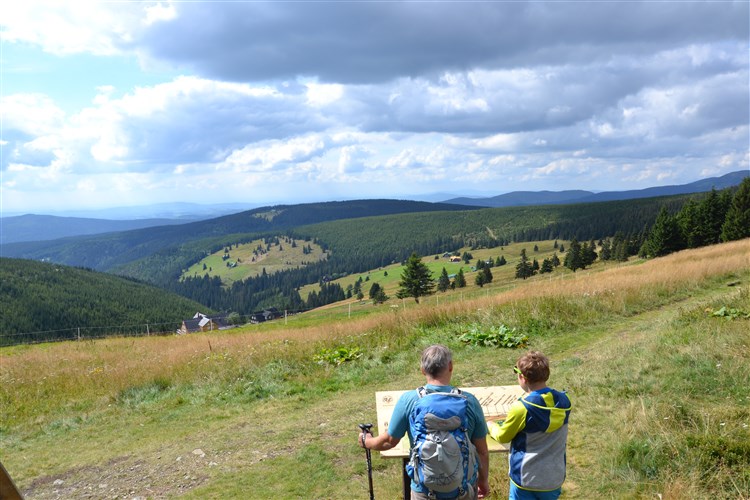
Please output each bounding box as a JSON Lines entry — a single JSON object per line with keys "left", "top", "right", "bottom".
{"left": 1, "top": 239, "right": 749, "bottom": 498}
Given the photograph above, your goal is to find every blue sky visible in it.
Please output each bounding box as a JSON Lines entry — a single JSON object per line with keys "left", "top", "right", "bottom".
{"left": 1, "top": 1, "right": 748, "bottom": 214}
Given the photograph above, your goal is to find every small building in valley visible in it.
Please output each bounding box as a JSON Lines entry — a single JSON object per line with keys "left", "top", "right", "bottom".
{"left": 249, "top": 307, "right": 281, "bottom": 324}
{"left": 179, "top": 312, "right": 230, "bottom": 334}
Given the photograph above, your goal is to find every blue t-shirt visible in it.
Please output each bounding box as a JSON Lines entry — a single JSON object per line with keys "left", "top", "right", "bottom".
{"left": 388, "top": 384, "right": 487, "bottom": 494}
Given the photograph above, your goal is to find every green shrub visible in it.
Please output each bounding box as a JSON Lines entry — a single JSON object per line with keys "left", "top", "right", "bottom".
{"left": 313, "top": 346, "right": 363, "bottom": 366}
{"left": 458, "top": 323, "right": 528, "bottom": 348}
{"left": 709, "top": 306, "right": 750, "bottom": 319}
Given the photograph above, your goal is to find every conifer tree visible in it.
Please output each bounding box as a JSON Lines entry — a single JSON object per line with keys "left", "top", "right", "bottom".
{"left": 396, "top": 253, "right": 435, "bottom": 303}
{"left": 721, "top": 177, "right": 750, "bottom": 242}
{"left": 641, "top": 206, "right": 684, "bottom": 258}
{"left": 600, "top": 238, "right": 612, "bottom": 261}
{"left": 515, "top": 249, "right": 534, "bottom": 279}
{"left": 475, "top": 272, "right": 486, "bottom": 287}
{"left": 564, "top": 239, "right": 583, "bottom": 272}
{"left": 690, "top": 188, "right": 732, "bottom": 247}
{"left": 483, "top": 266, "right": 493, "bottom": 284}
{"left": 368, "top": 282, "right": 382, "bottom": 300}
{"left": 437, "top": 267, "right": 451, "bottom": 292}
{"left": 540, "top": 258, "right": 554, "bottom": 274}
{"left": 551, "top": 253, "right": 560, "bottom": 267}
{"left": 455, "top": 268, "right": 467, "bottom": 288}
{"left": 581, "top": 239, "right": 598, "bottom": 267}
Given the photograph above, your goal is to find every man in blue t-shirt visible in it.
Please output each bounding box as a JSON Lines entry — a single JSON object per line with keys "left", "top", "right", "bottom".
{"left": 359, "top": 344, "right": 490, "bottom": 499}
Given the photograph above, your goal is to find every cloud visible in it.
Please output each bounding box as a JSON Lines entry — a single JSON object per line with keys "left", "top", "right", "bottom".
{"left": 1, "top": 1, "right": 143, "bottom": 55}
{"left": 132, "top": 2, "right": 748, "bottom": 83}
{"left": 1, "top": 2, "right": 747, "bottom": 212}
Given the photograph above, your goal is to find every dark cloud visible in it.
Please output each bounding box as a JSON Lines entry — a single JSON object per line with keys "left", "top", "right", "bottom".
{"left": 135, "top": 2, "right": 749, "bottom": 84}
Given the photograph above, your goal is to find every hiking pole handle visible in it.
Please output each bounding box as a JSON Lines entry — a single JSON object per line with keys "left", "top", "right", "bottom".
{"left": 358, "top": 423, "right": 375, "bottom": 500}
{"left": 358, "top": 423, "right": 373, "bottom": 447}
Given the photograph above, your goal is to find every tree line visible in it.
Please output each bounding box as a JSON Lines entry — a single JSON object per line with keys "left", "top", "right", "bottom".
{"left": 640, "top": 179, "right": 750, "bottom": 258}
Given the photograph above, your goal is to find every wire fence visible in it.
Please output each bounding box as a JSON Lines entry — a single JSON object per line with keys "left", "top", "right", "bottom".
{"left": 0, "top": 306, "right": 320, "bottom": 348}
{"left": 0, "top": 321, "right": 184, "bottom": 347}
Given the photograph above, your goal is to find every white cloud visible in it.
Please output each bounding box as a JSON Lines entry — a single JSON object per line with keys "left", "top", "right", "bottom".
{"left": 224, "top": 135, "right": 328, "bottom": 172}
{"left": 1, "top": 93, "right": 66, "bottom": 135}
{"left": 1, "top": 2, "right": 747, "bottom": 212}
{"left": 305, "top": 82, "right": 344, "bottom": 107}
{"left": 1, "top": 1, "right": 142, "bottom": 55}
{"left": 144, "top": 2, "right": 177, "bottom": 26}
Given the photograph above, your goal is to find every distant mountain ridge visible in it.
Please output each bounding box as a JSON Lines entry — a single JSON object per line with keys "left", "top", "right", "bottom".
{"left": 0, "top": 199, "right": 477, "bottom": 271}
{"left": 443, "top": 170, "right": 748, "bottom": 207}
{"left": 0, "top": 215, "right": 192, "bottom": 245}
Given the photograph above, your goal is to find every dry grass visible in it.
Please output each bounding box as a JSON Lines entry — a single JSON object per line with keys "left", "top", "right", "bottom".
{"left": 1, "top": 239, "right": 749, "bottom": 498}
{"left": 3, "top": 240, "right": 748, "bottom": 427}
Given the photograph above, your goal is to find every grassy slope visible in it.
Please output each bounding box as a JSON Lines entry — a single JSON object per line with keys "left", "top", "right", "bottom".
{"left": 181, "top": 237, "right": 327, "bottom": 285}
{"left": 298, "top": 240, "right": 559, "bottom": 303}
{"left": 1, "top": 240, "right": 749, "bottom": 499}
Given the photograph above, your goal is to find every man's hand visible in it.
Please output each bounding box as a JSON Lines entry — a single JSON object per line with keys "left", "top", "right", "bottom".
{"left": 477, "top": 479, "right": 490, "bottom": 499}
{"left": 358, "top": 425, "right": 373, "bottom": 449}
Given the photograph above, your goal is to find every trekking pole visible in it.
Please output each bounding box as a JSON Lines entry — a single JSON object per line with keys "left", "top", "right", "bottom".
{"left": 358, "top": 423, "right": 375, "bottom": 500}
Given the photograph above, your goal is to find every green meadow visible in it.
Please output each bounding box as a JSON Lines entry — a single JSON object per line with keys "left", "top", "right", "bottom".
{"left": 1, "top": 239, "right": 749, "bottom": 499}
{"left": 182, "top": 237, "right": 326, "bottom": 285}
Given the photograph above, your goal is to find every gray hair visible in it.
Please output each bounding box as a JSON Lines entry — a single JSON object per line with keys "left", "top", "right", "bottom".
{"left": 421, "top": 344, "right": 452, "bottom": 378}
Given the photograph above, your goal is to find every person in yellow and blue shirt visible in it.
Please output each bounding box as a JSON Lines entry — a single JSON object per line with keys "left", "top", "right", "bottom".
{"left": 487, "top": 351, "right": 571, "bottom": 500}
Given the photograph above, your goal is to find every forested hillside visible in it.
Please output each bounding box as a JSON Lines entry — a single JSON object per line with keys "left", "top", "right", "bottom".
{"left": 0, "top": 200, "right": 473, "bottom": 272}
{"left": 163, "top": 194, "right": 698, "bottom": 314}
{"left": 3, "top": 187, "right": 743, "bottom": 326}
{"left": 0, "top": 258, "right": 208, "bottom": 344}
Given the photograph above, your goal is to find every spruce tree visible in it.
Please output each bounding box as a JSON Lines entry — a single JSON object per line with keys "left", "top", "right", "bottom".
{"left": 642, "top": 206, "right": 684, "bottom": 257}
{"left": 455, "top": 268, "right": 467, "bottom": 288}
{"left": 437, "top": 267, "right": 451, "bottom": 292}
{"left": 515, "top": 249, "right": 534, "bottom": 279}
{"left": 581, "top": 240, "right": 598, "bottom": 268}
{"left": 551, "top": 253, "right": 560, "bottom": 267}
{"left": 540, "top": 258, "right": 554, "bottom": 274}
{"left": 475, "top": 272, "right": 486, "bottom": 287}
{"left": 721, "top": 177, "right": 750, "bottom": 242}
{"left": 396, "top": 252, "right": 435, "bottom": 303}
{"left": 564, "top": 239, "right": 583, "bottom": 272}
{"left": 368, "top": 282, "right": 382, "bottom": 300}
{"left": 483, "top": 266, "right": 493, "bottom": 284}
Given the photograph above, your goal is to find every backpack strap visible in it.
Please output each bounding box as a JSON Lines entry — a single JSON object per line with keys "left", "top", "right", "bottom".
{"left": 416, "top": 386, "right": 462, "bottom": 397}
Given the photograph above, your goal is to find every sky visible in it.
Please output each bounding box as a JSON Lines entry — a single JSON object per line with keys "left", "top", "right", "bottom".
{"left": 1, "top": 1, "right": 749, "bottom": 214}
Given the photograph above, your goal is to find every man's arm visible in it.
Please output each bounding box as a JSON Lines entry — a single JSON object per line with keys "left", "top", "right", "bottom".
{"left": 472, "top": 436, "right": 490, "bottom": 498}
{"left": 361, "top": 432, "right": 401, "bottom": 451}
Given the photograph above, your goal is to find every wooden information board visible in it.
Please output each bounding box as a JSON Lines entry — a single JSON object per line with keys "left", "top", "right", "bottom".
{"left": 374, "top": 385, "right": 525, "bottom": 458}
